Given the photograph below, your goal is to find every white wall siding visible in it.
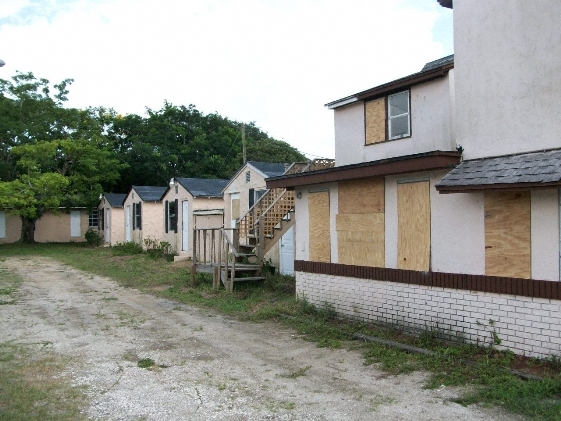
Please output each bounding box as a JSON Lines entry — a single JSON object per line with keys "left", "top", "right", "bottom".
{"left": 454, "top": 0, "right": 561, "bottom": 160}
{"left": 531, "top": 189, "right": 559, "bottom": 281}
{"left": 297, "top": 272, "right": 561, "bottom": 358}
{"left": 333, "top": 102, "right": 365, "bottom": 167}
{"left": 334, "top": 76, "right": 455, "bottom": 167}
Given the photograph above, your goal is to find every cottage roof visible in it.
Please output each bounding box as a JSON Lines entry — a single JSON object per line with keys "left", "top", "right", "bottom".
{"left": 437, "top": 0, "right": 453, "bottom": 9}
{"left": 103, "top": 193, "right": 127, "bottom": 207}
{"left": 325, "top": 55, "right": 454, "bottom": 109}
{"left": 132, "top": 186, "right": 167, "bottom": 202}
{"left": 176, "top": 178, "right": 229, "bottom": 198}
{"left": 247, "top": 161, "right": 287, "bottom": 178}
{"left": 436, "top": 149, "right": 561, "bottom": 193}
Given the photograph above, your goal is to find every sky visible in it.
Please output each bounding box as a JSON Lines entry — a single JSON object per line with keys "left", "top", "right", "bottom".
{"left": 0, "top": 0, "right": 453, "bottom": 160}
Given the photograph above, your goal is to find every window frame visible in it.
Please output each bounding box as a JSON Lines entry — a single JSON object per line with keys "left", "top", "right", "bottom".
{"left": 88, "top": 209, "right": 99, "bottom": 228}
{"left": 387, "top": 90, "right": 411, "bottom": 140}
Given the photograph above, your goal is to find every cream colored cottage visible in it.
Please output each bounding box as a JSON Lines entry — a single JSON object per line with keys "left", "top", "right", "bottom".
{"left": 123, "top": 186, "right": 167, "bottom": 249}
{"left": 98, "top": 193, "right": 127, "bottom": 246}
{"left": 161, "top": 177, "right": 228, "bottom": 259}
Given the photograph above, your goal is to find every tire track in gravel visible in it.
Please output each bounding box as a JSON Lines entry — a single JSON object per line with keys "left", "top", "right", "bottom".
{"left": 0, "top": 256, "right": 524, "bottom": 421}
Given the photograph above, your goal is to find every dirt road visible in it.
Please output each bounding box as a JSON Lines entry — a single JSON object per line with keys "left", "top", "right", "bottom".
{"left": 0, "top": 256, "right": 521, "bottom": 420}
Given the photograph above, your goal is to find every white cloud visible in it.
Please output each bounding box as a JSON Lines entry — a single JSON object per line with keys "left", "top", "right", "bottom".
{"left": 0, "top": 0, "right": 453, "bottom": 159}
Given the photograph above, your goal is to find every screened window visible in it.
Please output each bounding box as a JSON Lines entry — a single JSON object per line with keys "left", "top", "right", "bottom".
{"left": 165, "top": 199, "right": 178, "bottom": 233}
{"left": 89, "top": 209, "right": 99, "bottom": 228}
{"left": 133, "top": 202, "right": 142, "bottom": 230}
{"left": 388, "top": 91, "right": 410, "bottom": 139}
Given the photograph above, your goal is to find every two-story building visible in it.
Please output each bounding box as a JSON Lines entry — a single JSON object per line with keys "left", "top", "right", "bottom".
{"left": 267, "top": 0, "right": 561, "bottom": 358}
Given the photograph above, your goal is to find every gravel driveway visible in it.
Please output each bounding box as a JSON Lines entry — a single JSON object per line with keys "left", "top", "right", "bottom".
{"left": 0, "top": 256, "right": 522, "bottom": 421}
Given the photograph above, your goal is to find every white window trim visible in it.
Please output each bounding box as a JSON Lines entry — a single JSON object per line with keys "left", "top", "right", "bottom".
{"left": 388, "top": 90, "right": 410, "bottom": 140}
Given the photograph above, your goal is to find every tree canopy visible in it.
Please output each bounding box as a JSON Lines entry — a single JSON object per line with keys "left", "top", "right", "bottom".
{"left": 0, "top": 71, "right": 309, "bottom": 242}
{"left": 108, "top": 102, "right": 307, "bottom": 191}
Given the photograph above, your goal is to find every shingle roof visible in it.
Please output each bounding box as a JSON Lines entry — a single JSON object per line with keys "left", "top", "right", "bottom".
{"left": 436, "top": 149, "right": 561, "bottom": 192}
{"left": 421, "top": 55, "right": 454, "bottom": 72}
{"left": 176, "top": 178, "right": 229, "bottom": 198}
{"left": 104, "top": 193, "right": 127, "bottom": 207}
{"left": 132, "top": 186, "right": 167, "bottom": 202}
{"left": 248, "top": 161, "right": 287, "bottom": 178}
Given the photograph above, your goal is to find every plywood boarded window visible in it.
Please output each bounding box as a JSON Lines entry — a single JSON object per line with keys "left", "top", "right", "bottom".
{"left": 336, "top": 178, "right": 385, "bottom": 267}
{"left": 365, "top": 98, "right": 386, "bottom": 145}
{"left": 397, "top": 181, "right": 430, "bottom": 271}
{"left": 484, "top": 192, "right": 531, "bottom": 279}
{"left": 231, "top": 197, "right": 240, "bottom": 220}
{"left": 309, "top": 191, "right": 331, "bottom": 262}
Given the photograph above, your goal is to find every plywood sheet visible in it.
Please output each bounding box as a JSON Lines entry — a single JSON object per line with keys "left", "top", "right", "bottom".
{"left": 309, "top": 191, "right": 331, "bottom": 263}
{"left": 338, "top": 178, "right": 384, "bottom": 214}
{"left": 336, "top": 213, "right": 384, "bottom": 266}
{"left": 365, "top": 98, "right": 386, "bottom": 145}
{"left": 484, "top": 192, "right": 531, "bottom": 279}
{"left": 397, "top": 181, "right": 430, "bottom": 271}
{"left": 231, "top": 198, "right": 240, "bottom": 220}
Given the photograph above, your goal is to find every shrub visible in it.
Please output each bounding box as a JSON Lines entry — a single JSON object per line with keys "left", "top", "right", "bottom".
{"left": 85, "top": 228, "right": 103, "bottom": 247}
{"left": 112, "top": 241, "right": 143, "bottom": 255}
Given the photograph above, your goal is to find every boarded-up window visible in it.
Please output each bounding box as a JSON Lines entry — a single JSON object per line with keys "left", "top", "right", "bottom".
{"left": 336, "top": 178, "right": 385, "bottom": 267}
{"left": 397, "top": 181, "right": 430, "bottom": 271}
{"left": 309, "top": 191, "right": 331, "bottom": 262}
{"left": 484, "top": 192, "right": 531, "bottom": 279}
{"left": 231, "top": 197, "right": 240, "bottom": 220}
{"left": 365, "top": 98, "right": 386, "bottom": 145}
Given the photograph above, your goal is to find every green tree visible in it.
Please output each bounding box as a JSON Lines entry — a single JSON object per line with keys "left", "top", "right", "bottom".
{"left": 0, "top": 139, "right": 124, "bottom": 243}
{"left": 107, "top": 102, "right": 307, "bottom": 191}
{"left": 0, "top": 72, "right": 109, "bottom": 182}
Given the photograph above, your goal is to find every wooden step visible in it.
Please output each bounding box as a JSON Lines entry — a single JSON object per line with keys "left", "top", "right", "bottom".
{"left": 229, "top": 276, "right": 266, "bottom": 282}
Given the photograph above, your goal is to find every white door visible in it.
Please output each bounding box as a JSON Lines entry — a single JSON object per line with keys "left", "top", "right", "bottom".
{"left": 279, "top": 226, "right": 294, "bottom": 275}
{"left": 125, "top": 205, "right": 132, "bottom": 242}
{"left": 105, "top": 209, "right": 111, "bottom": 243}
{"left": 70, "top": 211, "right": 81, "bottom": 238}
{"left": 0, "top": 211, "right": 5, "bottom": 239}
{"left": 182, "top": 200, "right": 189, "bottom": 251}
{"left": 231, "top": 193, "right": 240, "bottom": 229}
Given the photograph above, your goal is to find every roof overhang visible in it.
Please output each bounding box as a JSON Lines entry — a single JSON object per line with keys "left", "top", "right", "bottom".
{"left": 326, "top": 65, "right": 453, "bottom": 109}
{"left": 436, "top": 149, "right": 561, "bottom": 194}
{"left": 437, "top": 0, "right": 453, "bottom": 9}
{"left": 266, "top": 151, "right": 462, "bottom": 189}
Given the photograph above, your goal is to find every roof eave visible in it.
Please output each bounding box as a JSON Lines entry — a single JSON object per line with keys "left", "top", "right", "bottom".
{"left": 437, "top": 181, "right": 561, "bottom": 194}
{"left": 266, "top": 151, "right": 461, "bottom": 189}
{"left": 325, "top": 65, "right": 453, "bottom": 109}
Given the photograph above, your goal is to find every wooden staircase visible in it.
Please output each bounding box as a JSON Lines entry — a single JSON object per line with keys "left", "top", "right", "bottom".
{"left": 191, "top": 160, "right": 335, "bottom": 292}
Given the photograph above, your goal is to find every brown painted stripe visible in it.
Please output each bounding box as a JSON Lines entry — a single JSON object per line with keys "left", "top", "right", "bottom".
{"left": 294, "top": 260, "right": 561, "bottom": 301}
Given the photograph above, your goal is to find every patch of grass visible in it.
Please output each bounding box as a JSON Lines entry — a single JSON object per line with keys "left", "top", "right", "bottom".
{"left": 0, "top": 342, "right": 87, "bottom": 421}
{"left": 137, "top": 358, "right": 156, "bottom": 369}
{"left": 3, "top": 243, "right": 561, "bottom": 420}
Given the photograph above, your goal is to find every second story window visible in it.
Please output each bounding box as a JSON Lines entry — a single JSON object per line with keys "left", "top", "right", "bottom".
{"left": 365, "top": 89, "right": 411, "bottom": 144}
{"left": 388, "top": 91, "right": 410, "bottom": 139}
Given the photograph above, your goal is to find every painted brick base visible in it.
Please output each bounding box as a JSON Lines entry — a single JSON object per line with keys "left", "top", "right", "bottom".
{"left": 296, "top": 271, "right": 561, "bottom": 358}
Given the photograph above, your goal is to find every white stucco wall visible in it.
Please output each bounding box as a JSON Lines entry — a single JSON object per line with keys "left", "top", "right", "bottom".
{"left": 385, "top": 171, "right": 485, "bottom": 274}
{"left": 334, "top": 75, "right": 455, "bottom": 167}
{"left": 123, "top": 189, "right": 164, "bottom": 249}
{"left": 531, "top": 190, "right": 559, "bottom": 281}
{"left": 454, "top": 0, "right": 561, "bottom": 160}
